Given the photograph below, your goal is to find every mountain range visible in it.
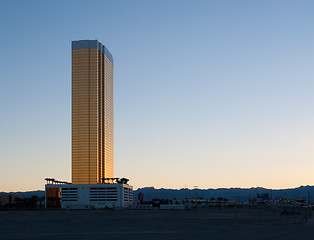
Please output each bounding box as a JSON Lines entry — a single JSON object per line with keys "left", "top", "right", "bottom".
{"left": 133, "top": 186, "right": 314, "bottom": 202}
{"left": 3, "top": 185, "right": 314, "bottom": 202}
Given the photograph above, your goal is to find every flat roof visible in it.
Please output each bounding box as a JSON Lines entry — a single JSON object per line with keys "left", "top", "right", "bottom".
{"left": 72, "top": 40, "right": 113, "bottom": 64}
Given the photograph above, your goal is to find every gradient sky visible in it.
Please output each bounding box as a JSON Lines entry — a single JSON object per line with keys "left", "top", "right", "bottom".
{"left": 1, "top": 0, "right": 314, "bottom": 192}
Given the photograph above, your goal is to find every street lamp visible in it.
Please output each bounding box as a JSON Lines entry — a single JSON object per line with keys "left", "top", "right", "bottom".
{"left": 193, "top": 186, "right": 198, "bottom": 199}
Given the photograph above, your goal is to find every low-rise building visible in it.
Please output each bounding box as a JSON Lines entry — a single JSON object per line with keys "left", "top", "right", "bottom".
{"left": 0, "top": 193, "right": 24, "bottom": 206}
{"left": 45, "top": 183, "right": 133, "bottom": 209}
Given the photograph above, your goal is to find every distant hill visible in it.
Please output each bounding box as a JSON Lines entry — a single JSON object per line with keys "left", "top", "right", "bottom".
{"left": 3, "top": 186, "right": 314, "bottom": 202}
{"left": 0, "top": 190, "right": 45, "bottom": 198}
{"left": 133, "top": 186, "right": 314, "bottom": 202}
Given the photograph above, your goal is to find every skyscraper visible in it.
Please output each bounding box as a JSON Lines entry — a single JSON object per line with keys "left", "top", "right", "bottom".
{"left": 45, "top": 40, "right": 132, "bottom": 209}
{"left": 72, "top": 40, "right": 114, "bottom": 184}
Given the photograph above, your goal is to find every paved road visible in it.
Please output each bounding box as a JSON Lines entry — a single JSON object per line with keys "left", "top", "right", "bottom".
{"left": 0, "top": 208, "right": 313, "bottom": 239}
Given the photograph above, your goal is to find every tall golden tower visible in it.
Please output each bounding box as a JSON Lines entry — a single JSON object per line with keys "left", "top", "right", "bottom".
{"left": 71, "top": 40, "right": 113, "bottom": 184}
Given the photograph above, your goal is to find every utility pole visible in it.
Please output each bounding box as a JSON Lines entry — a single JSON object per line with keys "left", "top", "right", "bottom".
{"left": 194, "top": 186, "right": 198, "bottom": 199}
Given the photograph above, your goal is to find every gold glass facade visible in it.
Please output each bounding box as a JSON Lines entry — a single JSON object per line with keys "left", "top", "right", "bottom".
{"left": 46, "top": 187, "right": 61, "bottom": 208}
{"left": 72, "top": 40, "right": 114, "bottom": 184}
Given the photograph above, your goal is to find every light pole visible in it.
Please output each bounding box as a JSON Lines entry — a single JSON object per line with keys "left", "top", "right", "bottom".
{"left": 194, "top": 186, "right": 198, "bottom": 199}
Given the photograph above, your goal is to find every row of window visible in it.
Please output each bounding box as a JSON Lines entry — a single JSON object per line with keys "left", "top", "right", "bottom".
{"left": 90, "top": 199, "right": 117, "bottom": 202}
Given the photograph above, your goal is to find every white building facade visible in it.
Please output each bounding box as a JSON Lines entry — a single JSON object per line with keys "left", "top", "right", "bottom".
{"left": 45, "top": 183, "right": 133, "bottom": 209}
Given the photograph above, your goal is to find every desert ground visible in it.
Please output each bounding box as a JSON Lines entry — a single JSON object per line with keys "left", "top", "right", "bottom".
{"left": 0, "top": 208, "right": 313, "bottom": 240}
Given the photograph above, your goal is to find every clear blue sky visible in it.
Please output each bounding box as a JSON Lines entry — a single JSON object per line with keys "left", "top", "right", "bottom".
{"left": 1, "top": 0, "right": 314, "bottom": 191}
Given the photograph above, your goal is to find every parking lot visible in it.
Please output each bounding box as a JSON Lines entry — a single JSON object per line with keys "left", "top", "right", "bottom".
{"left": 0, "top": 208, "right": 313, "bottom": 239}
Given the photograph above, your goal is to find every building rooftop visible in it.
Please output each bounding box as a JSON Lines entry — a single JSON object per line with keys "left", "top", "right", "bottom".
{"left": 72, "top": 40, "right": 113, "bottom": 64}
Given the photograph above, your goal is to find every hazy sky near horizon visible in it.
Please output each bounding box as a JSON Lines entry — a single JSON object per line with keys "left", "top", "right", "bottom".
{"left": 1, "top": 0, "right": 314, "bottom": 192}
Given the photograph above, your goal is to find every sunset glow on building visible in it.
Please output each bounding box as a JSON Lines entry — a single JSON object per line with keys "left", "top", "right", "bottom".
{"left": 72, "top": 40, "right": 114, "bottom": 184}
